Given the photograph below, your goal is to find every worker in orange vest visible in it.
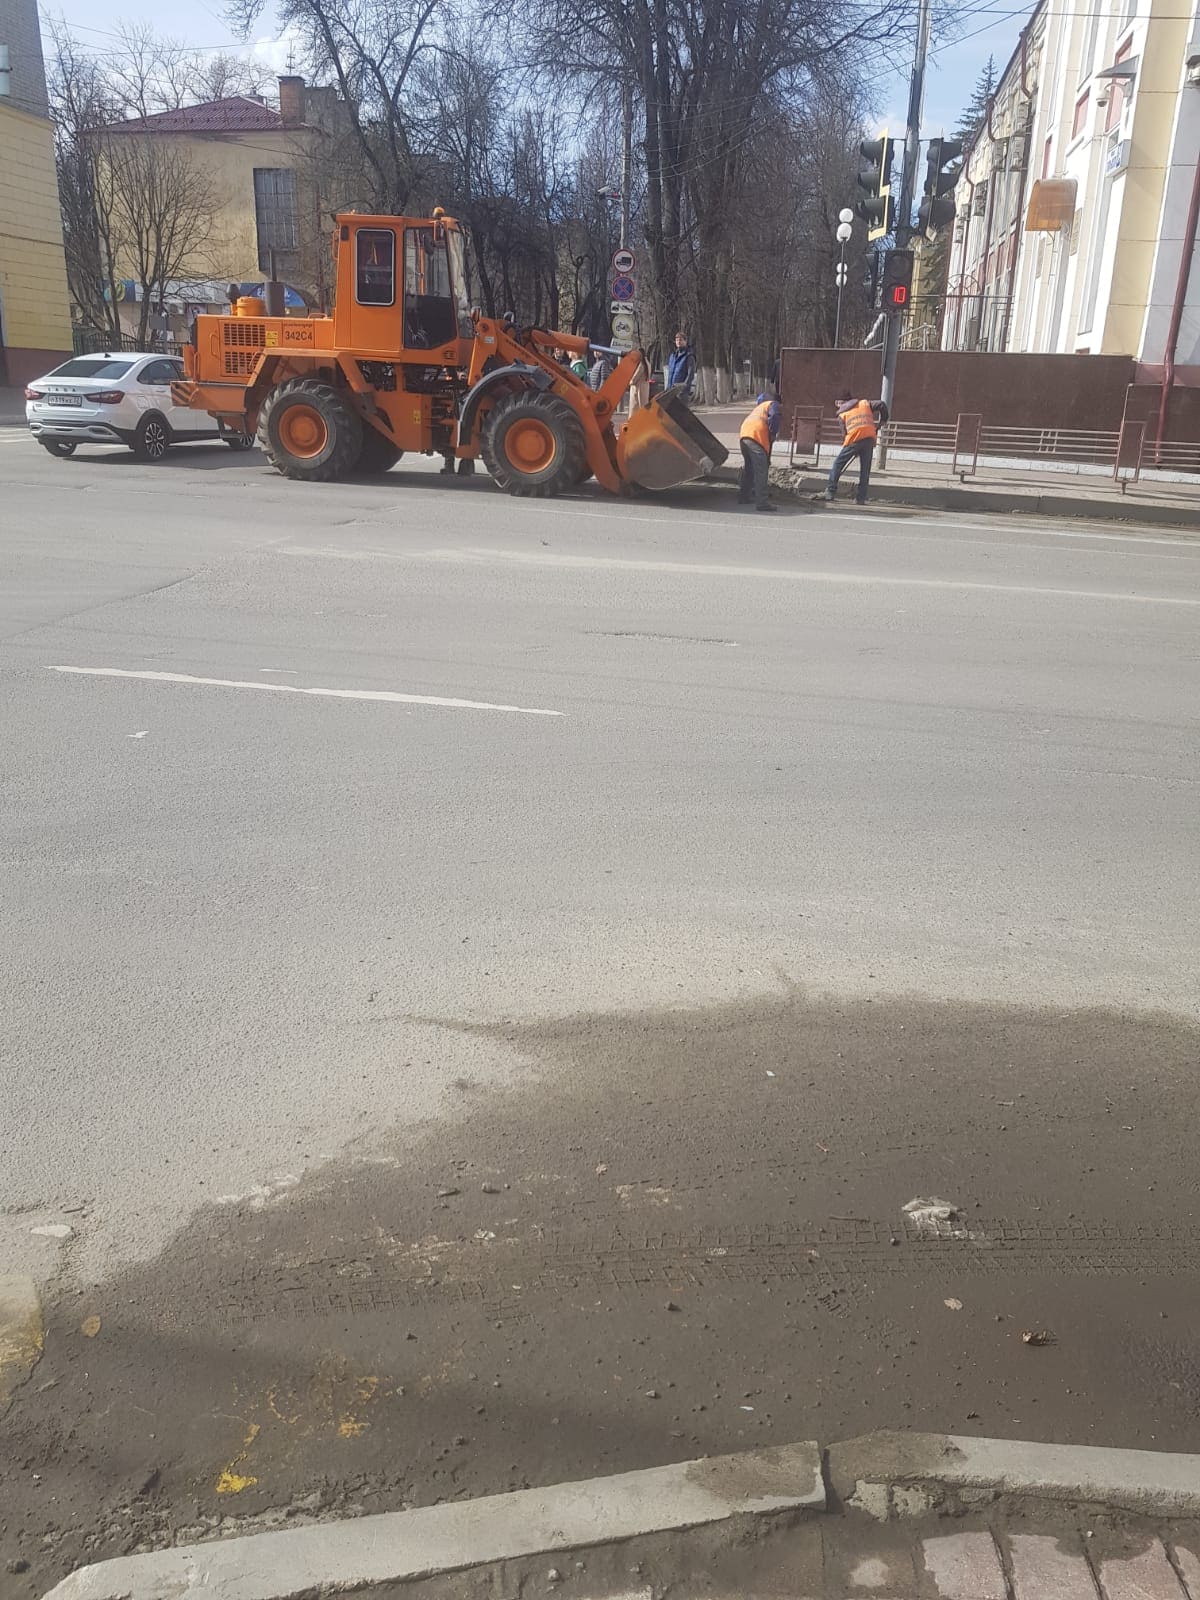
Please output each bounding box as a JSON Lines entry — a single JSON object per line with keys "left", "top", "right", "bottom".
{"left": 738, "top": 392, "right": 781, "bottom": 513}
{"left": 823, "top": 389, "right": 888, "bottom": 505}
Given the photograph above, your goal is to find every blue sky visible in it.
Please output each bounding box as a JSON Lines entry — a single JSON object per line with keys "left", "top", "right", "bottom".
{"left": 908, "top": 11, "right": 1021, "bottom": 133}
{"left": 44, "top": 0, "right": 1026, "bottom": 141}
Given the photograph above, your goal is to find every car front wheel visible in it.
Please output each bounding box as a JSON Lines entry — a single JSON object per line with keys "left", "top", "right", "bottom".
{"left": 223, "top": 432, "right": 255, "bottom": 451}
{"left": 39, "top": 439, "right": 77, "bottom": 458}
{"left": 133, "top": 414, "right": 171, "bottom": 462}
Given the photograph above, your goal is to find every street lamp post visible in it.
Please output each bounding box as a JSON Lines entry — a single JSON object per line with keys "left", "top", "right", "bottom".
{"left": 834, "top": 210, "right": 854, "bottom": 347}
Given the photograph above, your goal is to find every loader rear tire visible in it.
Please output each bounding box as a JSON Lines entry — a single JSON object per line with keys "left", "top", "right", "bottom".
{"left": 356, "top": 427, "right": 402, "bottom": 474}
{"left": 480, "top": 390, "right": 586, "bottom": 498}
{"left": 259, "top": 378, "right": 363, "bottom": 482}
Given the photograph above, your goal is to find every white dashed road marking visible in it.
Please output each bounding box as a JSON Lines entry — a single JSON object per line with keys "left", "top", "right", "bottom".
{"left": 48, "top": 666, "right": 563, "bottom": 717}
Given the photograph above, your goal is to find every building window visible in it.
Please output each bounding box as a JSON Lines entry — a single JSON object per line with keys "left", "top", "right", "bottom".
{"left": 1121, "top": 0, "right": 1137, "bottom": 26}
{"left": 1072, "top": 90, "right": 1090, "bottom": 139}
{"left": 1042, "top": 136, "right": 1053, "bottom": 178}
{"left": 253, "top": 169, "right": 298, "bottom": 273}
{"left": 1105, "top": 40, "right": 1133, "bottom": 131}
{"left": 355, "top": 228, "right": 396, "bottom": 306}
{"left": 1078, "top": 6, "right": 1102, "bottom": 83}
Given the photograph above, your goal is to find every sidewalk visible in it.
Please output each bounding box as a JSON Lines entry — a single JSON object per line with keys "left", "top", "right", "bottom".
{"left": 713, "top": 430, "right": 1200, "bottom": 529}
{"left": 43, "top": 1433, "right": 1200, "bottom": 1600}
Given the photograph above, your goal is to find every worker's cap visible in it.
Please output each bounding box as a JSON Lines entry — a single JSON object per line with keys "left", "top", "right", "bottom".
{"left": 756, "top": 392, "right": 770, "bottom": 402}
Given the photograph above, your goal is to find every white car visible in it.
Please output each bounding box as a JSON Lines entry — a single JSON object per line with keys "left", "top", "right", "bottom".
{"left": 25, "top": 351, "right": 253, "bottom": 461}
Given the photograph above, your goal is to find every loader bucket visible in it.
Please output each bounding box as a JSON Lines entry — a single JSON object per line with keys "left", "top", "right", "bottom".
{"left": 617, "top": 385, "right": 729, "bottom": 491}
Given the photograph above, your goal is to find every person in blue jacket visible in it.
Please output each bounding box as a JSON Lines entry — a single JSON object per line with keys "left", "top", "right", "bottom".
{"left": 665, "top": 331, "right": 695, "bottom": 394}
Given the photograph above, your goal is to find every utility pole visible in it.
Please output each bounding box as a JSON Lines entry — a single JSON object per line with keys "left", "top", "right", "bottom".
{"left": 880, "top": 0, "right": 931, "bottom": 418}
{"left": 619, "top": 78, "right": 632, "bottom": 251}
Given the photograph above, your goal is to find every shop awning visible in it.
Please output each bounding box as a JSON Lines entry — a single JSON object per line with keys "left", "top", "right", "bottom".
{"left": 1025, "top": 178, "right": 1077, "bottom": 232}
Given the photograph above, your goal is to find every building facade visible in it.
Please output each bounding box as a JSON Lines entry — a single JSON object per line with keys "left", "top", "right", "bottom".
{"left": 0, "top": 0, "right": 72, "bottom": 385}
{"left": 96, "top": 76, "right": 345, "bottom": 321}
{"left": 942, "top": 0, "right": 1200, "bottom": 380}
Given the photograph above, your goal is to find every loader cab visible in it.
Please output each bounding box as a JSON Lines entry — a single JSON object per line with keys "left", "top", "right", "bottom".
{"left": 334, "top": 213, "right": 472, "bottom": 367}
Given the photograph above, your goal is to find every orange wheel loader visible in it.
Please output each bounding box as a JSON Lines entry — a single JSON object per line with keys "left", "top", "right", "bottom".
{"left": 172, "top": 210, "right": 727, "bottom": 497}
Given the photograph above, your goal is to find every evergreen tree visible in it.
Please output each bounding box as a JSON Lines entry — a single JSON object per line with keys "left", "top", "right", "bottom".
{"left": 955, "top": 56, "right": 997, "bottom": 147}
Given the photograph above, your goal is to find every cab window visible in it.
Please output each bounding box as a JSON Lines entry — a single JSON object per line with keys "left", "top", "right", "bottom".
{"left": 403, "top": 228, "right": 457, "bottom": 348}
{"left": 356, "top": 229, "right": 395, "bottom": 306}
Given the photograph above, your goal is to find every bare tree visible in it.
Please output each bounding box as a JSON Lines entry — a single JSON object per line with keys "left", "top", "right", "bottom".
{"left": 229, "top": 0, "right": 452, "bottom": 209}
{"left": 509, "top": 0, "right": 912, "bottom": 378}
{"left": 97, "top": 135, "right": 219, "bottom": 344}
{"left": 99, "top": 21, "right": 195, "bottom": 117}
{"left": 190, "top": 51, "right": 274, "bottom": 103}
{"left": 409, "top": 33, "right": 615, "bottom": 330}
{"left": 725, "top": 83, "right": 874, "bottom": 382}
{"left": 46, "top": 20, "right": 123, "bottom": 338}
{"left": 48, "top": 18, "right": 276, "bottom": 338}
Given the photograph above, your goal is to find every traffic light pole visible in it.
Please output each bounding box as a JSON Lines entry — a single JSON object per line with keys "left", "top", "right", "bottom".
{"left": 880, "top": 0, "right": 932, "bottom": 431}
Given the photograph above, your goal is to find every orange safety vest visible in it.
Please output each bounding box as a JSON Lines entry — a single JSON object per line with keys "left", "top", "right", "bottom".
{"left": 739, "top": 400, "right": 774, "bottom": 453}
{"left": 840, "top": 399, "right": 878, "bottom": 445}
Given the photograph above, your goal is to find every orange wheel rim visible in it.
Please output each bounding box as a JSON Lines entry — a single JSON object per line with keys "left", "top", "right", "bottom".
{"left": 506, "top": 418, "right": 557, "bottom": 472}
{"left": 279, "top": 403, "right": 328, "bottom": 458}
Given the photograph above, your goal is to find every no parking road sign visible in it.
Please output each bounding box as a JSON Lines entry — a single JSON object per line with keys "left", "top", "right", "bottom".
{"left": 610, "top": 273, "right": 636, "bottom": 303}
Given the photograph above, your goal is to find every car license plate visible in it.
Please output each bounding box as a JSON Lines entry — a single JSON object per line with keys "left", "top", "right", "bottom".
{"left": 49, "top": 394, "right": 83, "bottom": 406}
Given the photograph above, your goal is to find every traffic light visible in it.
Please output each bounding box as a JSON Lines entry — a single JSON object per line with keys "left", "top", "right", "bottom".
{"left": 856, "top": 134, "right": 894, "bottom": 242}
{"left": 881, "top": 248, "right": 914, "bottom": 311}
{"left": 917, "top": 136, "right": 964, "bottom": 234}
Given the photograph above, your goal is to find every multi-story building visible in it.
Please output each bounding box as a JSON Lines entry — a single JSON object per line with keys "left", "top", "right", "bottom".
{"left": 941, "top": 31, "right": 1037, "bottom": 354}
{"left": 942, "top": 0, "right": 1200, "bottom": 382}
{"left": 0, "top": 0, "right": 72, "bottom": 385}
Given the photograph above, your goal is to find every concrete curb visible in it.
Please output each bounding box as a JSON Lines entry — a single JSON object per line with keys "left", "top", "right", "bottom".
{"left": 39, "top": 1432, "right": 1200, "bottom": 1598}
{"left": 829, "top": 1431, "right": 1200, "bottom": 1521}
{"left": 710, "top": 464, "right": 1199, "bottom": 528}
{"left": 42, "top": 1443, "right": 824, "bottom": 1599}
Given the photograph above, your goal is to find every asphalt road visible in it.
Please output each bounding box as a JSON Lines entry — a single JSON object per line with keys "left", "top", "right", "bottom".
{"left": 2, "top": 428, "right": 1199, "bottom": 1590}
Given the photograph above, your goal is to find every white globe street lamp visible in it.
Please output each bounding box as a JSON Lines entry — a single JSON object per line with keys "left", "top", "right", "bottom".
{"left": 834, "top": 218, "right": 854, "bottom": 345}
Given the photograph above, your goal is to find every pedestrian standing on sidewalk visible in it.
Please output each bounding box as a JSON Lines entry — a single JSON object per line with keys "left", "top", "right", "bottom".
{"left": 738, "top": 392, "right": 781, "bottom": 513}
{"left": 666, "top": 331, "right": 695, "bottom": 396}
{"left": 823, "top": 389, "right": 888, "bottom": 505}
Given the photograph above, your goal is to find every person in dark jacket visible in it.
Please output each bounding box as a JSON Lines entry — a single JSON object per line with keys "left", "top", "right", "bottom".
{"left": 665, "top": 331, "right": 695, "bottom": 394}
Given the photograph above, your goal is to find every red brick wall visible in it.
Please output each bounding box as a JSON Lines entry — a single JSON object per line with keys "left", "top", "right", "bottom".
{"left": 0, "top": 347, "right": 72, "bottom": 389}
{"left": 780, "top": 350, "right": 1143, "bottom": 434}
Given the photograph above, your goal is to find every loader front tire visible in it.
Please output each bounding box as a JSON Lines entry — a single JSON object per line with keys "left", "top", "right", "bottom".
{"left": 480, "top": 390, "right": 587, "bottom": 498}
{"left": 259, "top": 379, "right": 363, "bottom": 482}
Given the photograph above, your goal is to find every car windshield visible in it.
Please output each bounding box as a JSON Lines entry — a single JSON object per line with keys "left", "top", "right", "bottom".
{"left": 48, "top": 358, "right": 135, "bottom": 380}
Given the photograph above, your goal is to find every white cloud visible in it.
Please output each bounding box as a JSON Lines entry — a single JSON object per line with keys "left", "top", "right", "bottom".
{"left": 248, "top": 24, "right": 305, "bottom": 73}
